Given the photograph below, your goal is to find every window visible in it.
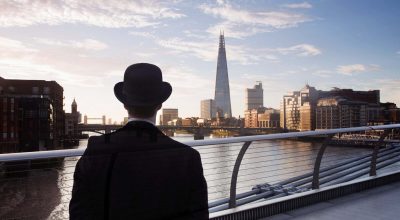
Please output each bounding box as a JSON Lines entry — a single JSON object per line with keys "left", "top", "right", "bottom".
{"left": 43, "top": 87, "right": 50, "bottom": 94}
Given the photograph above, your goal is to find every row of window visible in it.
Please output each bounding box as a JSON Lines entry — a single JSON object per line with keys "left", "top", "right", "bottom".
{"left": 0, "top": 86, "right": 51, "bottom": 94}
{"left": 1, "top": 132, "right": 16, "bottom": 139}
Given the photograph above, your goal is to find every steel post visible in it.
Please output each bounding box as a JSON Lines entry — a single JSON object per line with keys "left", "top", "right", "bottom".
{"left": 312, "top": 134, "right": 334, "bottom": 189}
{"left": 369, "top": 129, "right": 390, "bottom": 176}
{"left": 229, "top": 141, "right": 252, "bottom": 208}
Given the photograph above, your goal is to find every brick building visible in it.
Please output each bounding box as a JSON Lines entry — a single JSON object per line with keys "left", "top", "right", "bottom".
{"left": 0, "top": 77, "right": 64, "bottom": 153}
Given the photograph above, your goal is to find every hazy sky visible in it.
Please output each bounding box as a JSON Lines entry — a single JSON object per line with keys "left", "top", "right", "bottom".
{"left": 0, "top": 0, "right": 399, "bottom": 123}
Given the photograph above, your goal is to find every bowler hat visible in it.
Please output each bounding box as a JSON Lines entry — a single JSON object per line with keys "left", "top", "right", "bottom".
{"left": 114, "top": 63, "right": 172, "bottom": 106}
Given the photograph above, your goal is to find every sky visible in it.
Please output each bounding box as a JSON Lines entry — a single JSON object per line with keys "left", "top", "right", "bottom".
{"left": 0, "top": 0, "right": 399, "bottom": 123}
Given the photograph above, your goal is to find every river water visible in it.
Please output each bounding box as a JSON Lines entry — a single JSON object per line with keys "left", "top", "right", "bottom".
{"left": 0, "top": 133, "right": 373, "bottom": 219}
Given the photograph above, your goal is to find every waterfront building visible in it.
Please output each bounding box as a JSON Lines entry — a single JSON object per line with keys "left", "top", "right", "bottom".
{"left": 159, "top": 108, "right": 178, "bottom": 125}
{"left": 214, "top": 32, "right": 232, "bottom": 118}
{"left": 0, "top": 96, "right": 18, "bottom": 153}
{"left": 299, "top": 85, "right": 319, "bottom": 131}
{"left": 244, "top": 107, "right": 266, "bottom": 128}
{"left": 280, "top": 86, "right": 384, "bottom": 131}
{"left": 380, "top": 102, "right": 400, "bottom": 124}
{"left": 200, "top": 99, "right": 215, "bottom": 119}
{"left": 258, "top": 109, "right": 280, "bottom": 128}
{"left": 245, "top": 107, "right": 280, "bottom": 128}
{"left": 245, "top": 82, "right": 263, "bottom": 110}
{"left": 280, "top": 92, "right": 300, "bottom": 130}
{"left": 316, "top": 97, "right": 368, "bottom": 129}
{"left": 280, "top": 85, "right": 319, "bottom": 131}
{"left": 0, "top": 77, "right": 64, "bottom": 152}
{"left": 182, "top": 118, "right": 193, "bottom": 126}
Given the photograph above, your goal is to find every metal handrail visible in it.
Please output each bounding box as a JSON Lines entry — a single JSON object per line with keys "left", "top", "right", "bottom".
{"left": 1, "top": 124, "right": 399, "bottom": 162}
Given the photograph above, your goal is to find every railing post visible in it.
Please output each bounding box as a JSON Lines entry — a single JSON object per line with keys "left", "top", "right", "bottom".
{"left": 312, "top": 134, "right": 334, "bottom": 189}
{"left": 229, "top": 141, "right": 252, "bottom": 208}
{"left": 369, "top": 129, "right": 390, "bottom": 176}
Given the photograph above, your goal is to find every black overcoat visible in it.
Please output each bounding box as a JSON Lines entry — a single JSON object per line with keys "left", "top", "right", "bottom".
{"left": 69, "top": 121, "right": 209, "bottom": 220}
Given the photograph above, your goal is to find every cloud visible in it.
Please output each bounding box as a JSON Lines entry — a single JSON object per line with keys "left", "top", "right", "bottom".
{"left": 156, "top": 36, "right": 321, "bottom": 64}
{"left": 312, "top": 70, "right": 333, "bottom": 78}
{"left": 276, "top": 44, "right": 321, "bottom": 56}
{"left": 0, "top": 59, "right": 104, "bottom": 87}
{"left": 34, "top": 38, "right": 108, "bottom": 51}
{"left": 129, "top": 31, "right": 156, "bottom": 39}
{"left": 0, "top": 36, "right": 37, "bottom": 55}
{"left": 0, "top": 35, "right": 124, "bottom": 88}
{"left": 0, "top": 0, "right": 184, "bottom": 28}
{"left": 199, "top": 1, "right": 312, "bottom": 38}
{"left": 337, "top": 64, "right": 380, "bottom": 75}
{"left": 156, "top": 37, "right": 279, "bottom": 65}
{"left": 282, "top": 2, "right": 312, "bottom": 9}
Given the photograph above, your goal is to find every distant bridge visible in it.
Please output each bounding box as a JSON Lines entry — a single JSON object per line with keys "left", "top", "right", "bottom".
{"left": 77, "top": 124, "right": 282, "bottom": 137}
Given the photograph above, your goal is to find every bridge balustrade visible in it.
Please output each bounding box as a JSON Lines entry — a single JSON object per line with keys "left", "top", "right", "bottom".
{"left": 0, "top": 124, "right": 400, "bottom": 219}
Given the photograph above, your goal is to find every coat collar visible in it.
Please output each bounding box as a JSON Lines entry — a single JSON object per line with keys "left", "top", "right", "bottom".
{"left": 119, "top": 120, "right": 161, "bottom": 133}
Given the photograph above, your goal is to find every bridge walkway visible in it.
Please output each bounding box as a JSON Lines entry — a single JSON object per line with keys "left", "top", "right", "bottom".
{"left": 264, "top": 180, "right": 400, "bottom": 220}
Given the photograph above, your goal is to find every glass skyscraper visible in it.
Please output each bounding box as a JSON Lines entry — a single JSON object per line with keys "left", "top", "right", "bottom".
{"left": 214, "top": 32, "right": 232, "bottom": 118}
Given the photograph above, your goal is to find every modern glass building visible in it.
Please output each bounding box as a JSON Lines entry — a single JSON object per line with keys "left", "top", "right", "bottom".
{"left": 214, "top": 32, "right": 232, "bottom": 118}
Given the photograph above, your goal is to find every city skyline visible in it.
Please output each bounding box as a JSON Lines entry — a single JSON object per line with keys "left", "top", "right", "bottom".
{"left": 0, "top": 1, "right": 399, "bottom": 121}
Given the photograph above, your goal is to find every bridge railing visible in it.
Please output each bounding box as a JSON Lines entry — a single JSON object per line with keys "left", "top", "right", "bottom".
{"left": 0, "top": 124, "right": 400, "bottom": 219}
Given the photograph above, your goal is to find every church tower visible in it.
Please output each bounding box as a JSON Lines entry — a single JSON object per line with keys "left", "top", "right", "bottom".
{"left": 214, "top": 31, "right": 232, "bottom": 118}
{"left": 72, "top": 98, "right": 77, "bottom": 114}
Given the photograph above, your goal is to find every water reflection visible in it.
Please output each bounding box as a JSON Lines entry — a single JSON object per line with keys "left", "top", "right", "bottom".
{"left": 0, "top": 160, "right": 61, "bottom": 219}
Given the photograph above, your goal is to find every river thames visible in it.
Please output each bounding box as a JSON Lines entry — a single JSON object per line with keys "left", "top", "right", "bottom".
{"left": 0, "top": 134, "right": 373, "bottom": 219}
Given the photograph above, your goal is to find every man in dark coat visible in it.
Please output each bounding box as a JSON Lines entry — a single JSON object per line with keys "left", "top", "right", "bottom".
{"left": 69, "top": 63, "right": 209, "bottom": 219}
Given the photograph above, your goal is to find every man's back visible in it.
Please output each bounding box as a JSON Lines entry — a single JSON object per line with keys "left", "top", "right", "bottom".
{"left": 69, "top": 121, "right": 209, "bottom": 219}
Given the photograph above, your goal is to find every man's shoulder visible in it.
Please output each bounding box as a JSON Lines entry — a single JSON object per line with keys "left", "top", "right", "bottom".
{"left": 84, "top": 129, "right": 198, "bottom": 155}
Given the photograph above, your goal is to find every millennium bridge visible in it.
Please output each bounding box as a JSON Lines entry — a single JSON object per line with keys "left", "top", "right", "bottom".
{"left": 1, "top": 124, "right": 400, "bottom": 219}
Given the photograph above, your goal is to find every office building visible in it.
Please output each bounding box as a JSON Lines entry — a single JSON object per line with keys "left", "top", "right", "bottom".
{"left": 280, "top": 85, "right": 319, "bottom": 131}
{"left": 281, "top": 85, "right": 391, "bottom": 130}
{"left": 258, "top": 109, "right": 280, "bottom": 128}
{"left": 214, "top": 32, "right": 232, "bottom": 118}
{"left": 0, "top": 96, "right": 18, "bottom": 153}
{"left": 244, "top": 107, "right": 266, "bottom": 128}
{"left": 245, "top": 82, "right": 263, "bottom": 110}
{"left": 159, "top": 108, "right": 178, "bottom": 125}
{"left": 200, "top": 99, "right": 215, "bottom": 119}
{"left": 316, "top": 97, "right": 368, "bottom": 129}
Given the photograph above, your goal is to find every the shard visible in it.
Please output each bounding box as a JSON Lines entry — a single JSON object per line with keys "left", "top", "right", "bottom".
{"left": 214, "top": 32, "right": 232, "bottom": 118}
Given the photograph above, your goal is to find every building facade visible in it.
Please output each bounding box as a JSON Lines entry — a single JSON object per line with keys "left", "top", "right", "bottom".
{"left": 245, "top": 82, "right": 263, "bottom": 110}
{"left": 200, "top": 99, "right": 215, "bottom": 119}
{"left": 258, "top": 109, "right": 280, "bottom": 128}
{"left": 280, "top": 92, "right": 299, "bottom": 130}
{"left": 280, "top": 86, "right": 383, "bottom": 131}
{"left": 0, "top": 77, "right": 64, "bottom": 152}
{"left": 214, "top": 32, "right": 232, "bottom": 118}
{"left": 159, "top": 108, "right": 178, "bottom": 125}
{"left": 316, "top": 97, "right": 368, "bottom": 129}
{"left": 0, "top": 96, "right": 19, "bottom": 153}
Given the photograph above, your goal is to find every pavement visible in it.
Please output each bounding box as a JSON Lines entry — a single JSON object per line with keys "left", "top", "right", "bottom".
{"left": 261, "top": 181, "right": 400, "bottom": 220}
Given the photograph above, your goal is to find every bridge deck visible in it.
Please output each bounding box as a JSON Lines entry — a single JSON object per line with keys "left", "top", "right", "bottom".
{"left": 264, "top": 180, "right": 400, "bottom": 220}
